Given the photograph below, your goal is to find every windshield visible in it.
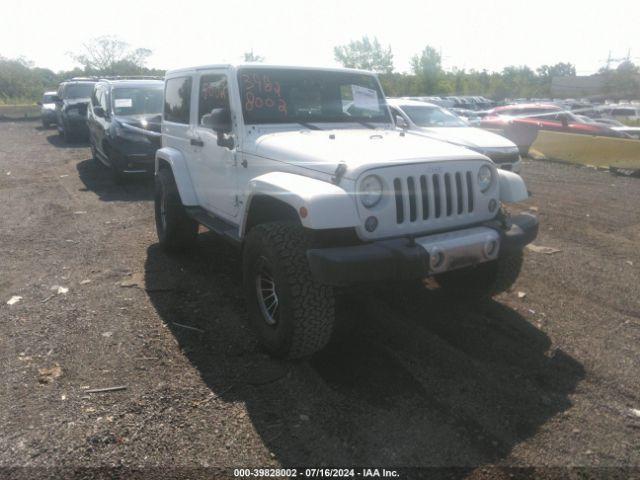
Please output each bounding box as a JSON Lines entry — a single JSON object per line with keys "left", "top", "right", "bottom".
{"left": 112, "top": 87, "right": 163, "bottom": 116}
{"left": 401, "top": 105, "right": 467, "bottom": 127}
{"left": 237, "top": 68, "right": 390, "bottom": 125}
{"left": 42, "top": 94, "right": 57, "bottom": 103}
{"left": 64, "top": 83, "right": 95, "bottom": 99}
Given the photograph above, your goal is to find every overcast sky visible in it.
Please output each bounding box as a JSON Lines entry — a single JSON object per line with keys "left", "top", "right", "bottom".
{"left": 2, "top": 0, "right": 639, "bottom": 74}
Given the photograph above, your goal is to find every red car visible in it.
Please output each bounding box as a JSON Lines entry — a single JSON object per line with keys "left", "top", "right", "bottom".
{"left": 481, "top": 103, "right": 628, "bottom": 155}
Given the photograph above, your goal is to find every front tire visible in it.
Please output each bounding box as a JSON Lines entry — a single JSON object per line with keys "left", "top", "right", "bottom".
{"left": 154, "top": 168, "right": 198, "bottom": 251}
{"left": 105, "top": 147, "right": 125, "bottom": 184}
{"left": 436, "top": 250, "right": 523, "bottom": 300}
{"left": 243, "top": 222, "right": 335, "bottom": 359}
{"left": 63, "top": 125, "right": 73, "bottom": 143}
{"left": 90, "top": 140, "right": 99, "bottom": 163}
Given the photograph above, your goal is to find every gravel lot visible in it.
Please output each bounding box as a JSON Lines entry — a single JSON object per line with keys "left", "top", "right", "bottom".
{"left": 1, "top": 121, "right": 640, "bottom": 477}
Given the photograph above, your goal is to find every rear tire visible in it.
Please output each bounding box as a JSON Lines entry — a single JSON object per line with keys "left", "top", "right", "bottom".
{"left": 243, "top": 222, "right": 335, "bottom": 359}
{"left": 436, "top": 250, "right": 523, "bottom": 300}
{"left": 154, "top": 168, "right": 198, "bottom": 252}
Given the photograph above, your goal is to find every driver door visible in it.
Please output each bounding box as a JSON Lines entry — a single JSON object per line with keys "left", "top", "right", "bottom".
{"left": 191, "top": 71, "right": 239, "bottom": 219}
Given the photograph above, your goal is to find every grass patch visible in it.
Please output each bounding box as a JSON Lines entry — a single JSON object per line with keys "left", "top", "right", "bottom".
{"left": 531, "top": 130, "right": 640, "bottom": 170}
{"left": 0, "top": 104, "right": 40, "bottom": 120}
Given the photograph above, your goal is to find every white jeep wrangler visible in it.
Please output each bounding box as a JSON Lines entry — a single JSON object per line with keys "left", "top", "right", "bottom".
{"left": 154, "top": 64, "right": 538, "bottom": 359}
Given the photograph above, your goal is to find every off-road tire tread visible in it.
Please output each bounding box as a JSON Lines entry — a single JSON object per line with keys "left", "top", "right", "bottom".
{"left": 437, "top": 250, "right": 524, "bottom": 299}
{"left": 492, "top": 250, "right": 524, "bottom": 294}
{"left": 63, "top": 127, "right": 72, "bottom": 143}
{"left": 244, "top": 222, "right": 335, "bottom": 359}
{"left": 155, "top": 168, "right": 198, "bottom": 251}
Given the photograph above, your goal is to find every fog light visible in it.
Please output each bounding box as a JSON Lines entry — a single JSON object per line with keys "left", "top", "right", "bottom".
{"left": 364, "top": 216, "right": 378, "bottom": 232}
{"left": 488, "top": 199, "right": 498, "bottom": 212}
{"left": 430, "top": 248, "right": 445, "bottom": 269}
{"left": 484, "top": 239, "right": 498, "bottom": 258}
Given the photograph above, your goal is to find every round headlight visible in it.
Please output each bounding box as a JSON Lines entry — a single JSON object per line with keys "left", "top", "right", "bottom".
{"left": 359, "top": 175, "right": 383, "bottom": 208}
{"left": 477, "top": 165, "right": 494, "bottom": 193}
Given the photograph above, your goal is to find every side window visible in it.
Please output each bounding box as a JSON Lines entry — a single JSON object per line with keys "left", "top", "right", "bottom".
{"left": 91, "top": 86, "right": 100, "bottom": 107}
{"left": 100, "top": 88, "right": 108, "bottom": 111}
{"left": 390, "top": 107, "right": 408, "bottom": 127}
{"left": 198, "top": 74, "right": 229, "bottom": 125}
{"left": 164, "top": 76, "right": 192, "bottom": 124}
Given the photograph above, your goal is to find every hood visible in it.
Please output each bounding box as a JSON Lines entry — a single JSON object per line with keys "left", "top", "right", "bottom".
{"left": 63, "top": 97, "right": 91, "bottom": 106}
{"left": 116, "top": 114, "right": 162, "bottom": 134}
{"left": 611, "top": 125, "right": 640, "bottom": 132}
{"left": 412, "top": 126, "right": 516, "bottom": 150}
{"left": 245, "top": 128, "right": 486, "bottom": 179}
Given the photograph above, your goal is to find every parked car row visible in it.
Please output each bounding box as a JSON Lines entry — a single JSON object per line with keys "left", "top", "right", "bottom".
{"left": 479, "top": 102, "right": 638, "bottom": 155}
{"left": 399, "top": 95, "right": 495, "bottom": 110}
{"left": 387, "top": 98, "right": 522, "bottom": 172}
{"left": 595, "top": 103, "right": 640, "bottom": 121}
{"left": 87, "top": 78, "right": 163, "bottom": 182}
{"left": 54, "top": 78, "right": 96, "bottom": 141}
{"left": 38, "top": 64, "right": 538, "bottom": 359}
{"left": 40, "top": 76, "right": 164, "bottom": 182}
{"left": 37, "top": 91, "right": 58, "bottom": 128}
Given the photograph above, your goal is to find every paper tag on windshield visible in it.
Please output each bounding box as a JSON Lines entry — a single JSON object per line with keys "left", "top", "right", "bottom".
{"left": 351, "top": 85, "right": 379, "bottom": 111}
{"left": 114, "top": 98, "right": 133, "bottom": 108}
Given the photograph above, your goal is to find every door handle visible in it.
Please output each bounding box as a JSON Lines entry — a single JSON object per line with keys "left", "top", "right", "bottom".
{"left": 190, "top": 138, "right": 204, "bottom": 147}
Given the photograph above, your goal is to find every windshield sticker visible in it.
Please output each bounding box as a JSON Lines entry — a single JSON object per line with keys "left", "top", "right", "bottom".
{"left": 114, "top": 98, "right": 133, "bottom": 108}
{"left": 241, "top": 73, "right": 287, "bottom": 115}
{"left": 351, "top": 85, "right": 379, "bottom": 111}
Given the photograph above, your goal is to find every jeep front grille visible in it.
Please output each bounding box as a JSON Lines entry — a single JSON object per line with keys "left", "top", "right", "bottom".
{"left": 393, "top": 171, "right": 474, "bottom": 224}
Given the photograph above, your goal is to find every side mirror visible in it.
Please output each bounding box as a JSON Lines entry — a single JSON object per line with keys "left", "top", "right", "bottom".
{"left": 202, "top": 108, "right": 231, "bottom": 133}
{"left": 37, "top": 101, "right": 42, "bottom": 106}
{"left": 202, "top": 108, "right": 234, "bottom": 149}
{"left": 395, "top": 115, "right": 408, "bottom": 129}
{"left": 93, "top": 106, "right": 106, "bottom": 118}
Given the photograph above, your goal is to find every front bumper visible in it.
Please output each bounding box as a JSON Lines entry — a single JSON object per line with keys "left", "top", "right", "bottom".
{"left": 41, "top": 110, "right": 56, "bottom": 122}
{"left": 111, "top": 146, "right": 157, "bottom": 174}
{"left": 63, "top": 117, "right": 89, "bottom": 135}
{"left": 119, "top": 152, "right": 155, "bottom": 174}
{"left": 307, "top": 213, "right": 538, "bottom": 286}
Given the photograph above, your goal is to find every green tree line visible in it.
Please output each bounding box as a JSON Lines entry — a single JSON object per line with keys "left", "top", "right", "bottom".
{"left": 1, "top": 35, "right": 638, "bottom": 104}
{"left": 337, "top": 36, "right": 638, "bottom": 100}
{"left": 0, "top": 36, "right": 164, "bottom": 104}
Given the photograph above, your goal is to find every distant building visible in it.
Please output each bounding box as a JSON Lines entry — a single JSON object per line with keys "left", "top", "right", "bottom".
{"left": 551, "top": 74, "right": 640, "bottom": 100}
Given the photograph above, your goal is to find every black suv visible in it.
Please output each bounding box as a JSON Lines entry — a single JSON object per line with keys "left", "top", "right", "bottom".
{"left": 56, "top": 78, "right": 98, "bottom": 142}
{"left": 87, "top": 78, "right": 163, "bottom": 182}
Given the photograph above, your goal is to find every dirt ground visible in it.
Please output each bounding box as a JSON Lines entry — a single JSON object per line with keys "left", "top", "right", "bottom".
{"left": 1, "top": 121, "right": 640, "bottom": 478}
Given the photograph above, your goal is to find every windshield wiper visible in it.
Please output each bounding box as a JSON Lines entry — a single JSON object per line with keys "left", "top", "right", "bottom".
{"left": 297, "top": 122, "right": 322, "bottom": 130}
